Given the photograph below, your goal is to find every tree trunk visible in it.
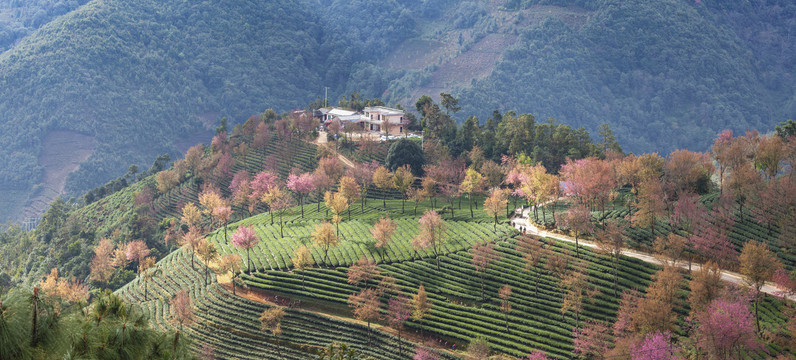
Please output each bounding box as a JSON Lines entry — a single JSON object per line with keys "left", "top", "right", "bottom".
{"left": 300, "top": 195, "right": 304, "bottom": 218}
{"left": 247, "top": 248, "right": 252, "bottom": 272}
{"left": 469, "top": 195, "right": 473, "bottom": 218}
{"left": 279, "top": 212, "right": 284, "bottom": 238}
{"left": 754, "top": 294, "right": 760, "bottom": 333}
{"left": 31, "top": 294, "right": 38, "bottom": 347}
{"left": 542, "top": 205, "right": 546, "bottom": 224}
{"left": 173, "top": 330, "right": 180, "bottom": 354}
{"left": 613, "top": 257, "right": 619, "bottom": 297}
{"left": 398, "top": 327, "right": 402, "bottom": 357}
{"left": 367, "top": 321, "right": 372, "bottom": 348}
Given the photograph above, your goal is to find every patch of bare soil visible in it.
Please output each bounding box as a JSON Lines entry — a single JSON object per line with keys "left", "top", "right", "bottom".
{"left": 20, "top": 131, "right": 95, "bottom": 220}
{"left": 411, "top": 33, "right": 518, "bottom": 103}
{"left": 381, "top": 39, "right": 447, "bottom": 71}
{"left": 174, "top": 128, "right": 214, "bottom": 155}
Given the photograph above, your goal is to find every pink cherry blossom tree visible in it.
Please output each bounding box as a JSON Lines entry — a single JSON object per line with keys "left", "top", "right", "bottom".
{"left": 694, "top": 298, "right": 762, "bottom": 359}
{"left": 630, "top": 331, "right": 680, "bottom": 360}
{"left": 287, "top": 172, "right": 315, "bottom": 218}
{"left": 413, "top": 347, "right": 439, "bottom": 360}
{"left": 521, "top": 351, "right": 550, "bottom": 360}
{"left": 231, "top": 225, "right": 259, "bottom": 272}
{"left": 249, "top": 171, "right": 278, "bottom": 214}
{"left": 388, "top": 295, "right": 412, "bottom": 358}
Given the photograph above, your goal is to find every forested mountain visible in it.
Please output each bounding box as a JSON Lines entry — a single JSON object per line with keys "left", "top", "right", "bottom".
{"left": 456, "top": 0, "right": 796, "bottom": 153}
{"left": 0, "top": 0, "right": 89, "bottom": 52}
{"left": 1, "top": 0, "right": 794, "bottom": 225}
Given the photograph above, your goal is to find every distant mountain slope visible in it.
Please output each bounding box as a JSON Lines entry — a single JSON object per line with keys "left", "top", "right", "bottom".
{"left": 454, "top": 0, "right": 796, "bottom": 153}
{"left": 0, "top": 0, "right": 90, "bottom": 53}
{"left": 1, "top": 0, "right": 795, "bottom": 225}
{"left": 0, "top": 0, "right": 342, "bottom": 222}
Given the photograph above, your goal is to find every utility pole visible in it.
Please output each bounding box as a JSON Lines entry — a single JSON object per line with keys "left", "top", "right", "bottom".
{"left": 324, "top": 87, "right": 329, "bottom": 107}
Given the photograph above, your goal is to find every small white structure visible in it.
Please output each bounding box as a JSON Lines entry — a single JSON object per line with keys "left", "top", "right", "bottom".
{"left": 314, "top": 106, "right": 408, "bottom": 137}
{"left": 362, "top": 106, "right": 407, "bottom": 136}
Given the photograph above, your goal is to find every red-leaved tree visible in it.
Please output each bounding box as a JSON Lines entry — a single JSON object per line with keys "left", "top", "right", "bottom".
{"left": 471, "top": 241, "right": 501, "bottom": 300}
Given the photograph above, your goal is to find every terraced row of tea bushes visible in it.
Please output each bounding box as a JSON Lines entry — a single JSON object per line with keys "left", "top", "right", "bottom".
{"left": 209, "top": 215, "right": 517, "bottom": 270}
{"left": 534, "top": 191, "right": 795, "bottom": 272}
{"left": 117, "top": 248, "right": 454, "bottom": 360}
{"left": 241, "top": 236, "right": 665, "bottom": 359}
{"left": 338, "top": 139, "right": 392, "bottom": 165}
{"left": 242, "top": 233, "right": 792, "bottom": 359}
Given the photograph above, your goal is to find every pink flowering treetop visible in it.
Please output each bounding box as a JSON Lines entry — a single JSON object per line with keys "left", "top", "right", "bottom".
{"left": 773, "top": 268, "right": 796, "bottom": 297}
{"left": 250, "top": 171, "right": 279, "bottom": 200}
{"left": 413, "top": 347, "right": 439, "bottom": 360}
{"left": 287, "top": 172, "right": 315, "bottom": 218}
{"left": 231, "top": 225, "right": 260, "bottom": 272}
{"left": 630, "top": 331, "right": 680, "bottom": 360}
{"left": 126, "top": 240, "right": 151, "bottom": 264}
{"left": 694, "top": 297, "right": 762, "bottom": 359}
{"left": 521, "top": 351, "right": 550, "bottom": 360}
{"left": 573, "top": 320, "right": 613, "bottom": 358}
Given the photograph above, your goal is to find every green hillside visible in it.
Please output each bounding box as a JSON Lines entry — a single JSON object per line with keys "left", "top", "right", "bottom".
{"left": 453, "top": 0, "right": 796, "bottom": 153}
{"left": 0, "top": 0, "right": 346, "bottom": 222}
{"left": 0, "top": 0, "right": 89, "bottom": 52}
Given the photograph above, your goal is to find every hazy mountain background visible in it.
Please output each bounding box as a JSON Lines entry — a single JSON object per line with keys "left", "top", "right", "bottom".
{"left": 0, "top": 0, "right": 794, "bottom": 224}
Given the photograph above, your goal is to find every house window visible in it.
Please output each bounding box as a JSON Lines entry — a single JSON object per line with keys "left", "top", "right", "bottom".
{"left": 399, "top": 126, "right": 403, "bottom": 133}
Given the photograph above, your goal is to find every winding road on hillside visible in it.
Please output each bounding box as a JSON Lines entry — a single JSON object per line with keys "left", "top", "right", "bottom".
{"left": 511, "top": 206, "right": 795, "bottom": 302}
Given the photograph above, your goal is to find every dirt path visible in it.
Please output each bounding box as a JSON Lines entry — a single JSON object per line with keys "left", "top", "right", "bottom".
{"left": 511, "top": 206, "right": 795, "bottom": 302}
{"left": 315, "top": 130, "right": 357, "bottom": 169}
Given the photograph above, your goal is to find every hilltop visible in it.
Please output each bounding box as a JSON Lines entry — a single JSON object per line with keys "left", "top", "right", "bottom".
{"left": 0, "top": 105, "right": 794, "bottom": 359}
